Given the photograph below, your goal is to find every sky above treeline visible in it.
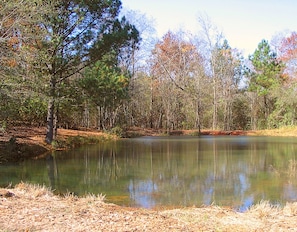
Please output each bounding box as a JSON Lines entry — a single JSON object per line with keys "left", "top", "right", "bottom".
{"left": 122, "top": 0, "right": 297, "bottom": 56}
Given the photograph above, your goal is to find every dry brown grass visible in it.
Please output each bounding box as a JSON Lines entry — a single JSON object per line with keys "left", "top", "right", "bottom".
{"left": 249, "top": 126, "right": 297, "bottom": 137}
{"left": 1, "top": 183, "right": 297, "bottom": 231}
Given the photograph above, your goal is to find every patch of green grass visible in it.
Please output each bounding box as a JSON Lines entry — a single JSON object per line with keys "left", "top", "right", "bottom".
{"left": 52, "top": 136, "right": 103, "bottom": 149}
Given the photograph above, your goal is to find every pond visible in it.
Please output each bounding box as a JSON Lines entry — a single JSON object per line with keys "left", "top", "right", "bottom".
{"left": 1, "top": 136, "right": 297, "bottom": 211}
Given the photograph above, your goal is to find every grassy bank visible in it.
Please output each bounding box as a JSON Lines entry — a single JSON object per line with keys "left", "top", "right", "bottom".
{"left": 1, "top": 183, "right": 297, "bottom": 231}
{"left": 248, "top": 126, "right": 297, "bottom": 137}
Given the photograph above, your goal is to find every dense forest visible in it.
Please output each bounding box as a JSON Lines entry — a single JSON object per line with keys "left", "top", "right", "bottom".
{"left": 1, "top": 0, "right": 297, "bottom": 142}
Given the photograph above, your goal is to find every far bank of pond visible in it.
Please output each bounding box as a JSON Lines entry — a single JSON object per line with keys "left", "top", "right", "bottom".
{"left": 1, "top": 125, "right": 297, "bottom": 163}
{"left": 1, "top": 125, "right": 297, "bottom": 161}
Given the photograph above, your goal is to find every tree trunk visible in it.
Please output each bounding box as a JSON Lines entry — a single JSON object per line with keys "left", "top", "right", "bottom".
{"left": 212, "top": 84, "right": 218, "bottom": 130}
{"left": 83, "top": 102, "right": 90, "bottom": 129}
{"left": 45, "top": 79, "right": 56, "bottom": 144}
{"left": 250, "top": 92, "right": 258, "bottom": 130}
{"left": 97, "top": 106, "right": 102, "bottom": 130}
{"left": 196, "top": 99, "right": 201, "bottom": 134}
{"left": 45, "top": 97, "right": 55, "bottom": 144}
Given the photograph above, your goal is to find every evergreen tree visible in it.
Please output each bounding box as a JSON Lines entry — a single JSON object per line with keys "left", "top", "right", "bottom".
{"left": 248, "top": 40, "right": 284, "bottom": 128}
{"left": 78, "top": 53, "right": 130, "bottom": 130}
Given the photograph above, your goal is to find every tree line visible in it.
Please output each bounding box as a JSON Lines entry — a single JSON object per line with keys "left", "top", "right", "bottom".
{"left": 1, "top": 0, "right": 297, "bottom": 141}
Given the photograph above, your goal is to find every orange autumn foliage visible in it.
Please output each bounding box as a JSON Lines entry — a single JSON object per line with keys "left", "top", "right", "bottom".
{"left": 279, "top": 32, "right": 297, "bottom": 62}
{"left": 279, "top": 32, "right": 297, "bottom": 80}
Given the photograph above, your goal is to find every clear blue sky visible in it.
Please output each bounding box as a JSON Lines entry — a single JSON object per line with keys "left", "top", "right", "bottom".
{"left": 122, "top": 0, "right": 297, "bottom": 55}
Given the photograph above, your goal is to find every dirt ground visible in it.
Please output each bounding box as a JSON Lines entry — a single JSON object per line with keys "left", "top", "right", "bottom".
{"left": 1, "top": 126, "right": 297, "bottom": 231}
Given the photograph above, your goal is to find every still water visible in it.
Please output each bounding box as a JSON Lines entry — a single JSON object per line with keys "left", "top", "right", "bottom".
{"left": 1, "top": 136, "right": 297, "bottom": 211}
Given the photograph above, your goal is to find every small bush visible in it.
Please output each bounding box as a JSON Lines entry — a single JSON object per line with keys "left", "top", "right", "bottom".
{"left": 109, "top": 126, "right": 125, "bottom": 138}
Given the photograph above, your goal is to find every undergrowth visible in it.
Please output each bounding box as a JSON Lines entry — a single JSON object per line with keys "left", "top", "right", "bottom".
{"left": 52, "top": 135, "right": 105, "bottom": 149}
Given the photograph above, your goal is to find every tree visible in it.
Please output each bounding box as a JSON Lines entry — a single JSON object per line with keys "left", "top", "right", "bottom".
{"left": 0, "top": 0, "right": 45, "bottom": 76}
{"left": 78, "top": 53, "right": 130, "bottom": 130}
{"left": 0, "top": 0, "right": 50, "bottom": 126}
{"left": 196, "top": 15, "right": 225, "bottom": 130}
{"left": 248, "top": 40, "right": 284, "bottom": 129}
{"left": 30, "top": 0, "right": 139, "bottom": 143}
{"left": 150, "top": 31, "right": 204, "bottom": 132}
{"left": 279, "top": 32, "right": 297, "bottom": 80}
{"left": 269, "top": 32, "right": 297, "bottom": 127}
{"left": 214, "top": 40, "right": 243, "bottom": 130}
{"left": 116, "top": 9, "right": 157, "bottom": 128}
{"left": 119, "top": 9, "right": 157, "bottom": 74}
{"left": 195, "top": 15, "right": 246, "bottom": 130}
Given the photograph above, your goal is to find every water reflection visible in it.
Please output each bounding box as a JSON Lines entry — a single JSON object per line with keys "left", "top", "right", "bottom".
{"left": 129, "top": 180, "right": 158, "bottom": 208}
{"left": 46, "top": 154, "right": 57, "bottom": 189}
{"left": 1, "top": 136, "right": 297, "bottom": 211}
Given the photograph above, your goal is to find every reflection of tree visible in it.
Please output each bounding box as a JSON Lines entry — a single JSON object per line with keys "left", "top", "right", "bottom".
{"left": 283, "top": 171, "right": 297, "bottom": 202}
{"left": 81, "top": 143, "right": 122, "bottom": 186}
{"left": 212, "top": 138, "right": 217, "bottom": 203}
{"left": 109, "top": 149, "right": 118, "bottom": 182}
{"left": 46, "top": 154, "right": 59, "bottom": 189}
{"left": 83, "top": 149, "right": 90, "bottom": 185}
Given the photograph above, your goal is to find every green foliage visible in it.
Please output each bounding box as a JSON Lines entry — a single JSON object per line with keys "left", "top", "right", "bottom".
{"left": 18, "top": 97, "right": 47, "bottom": 125}
{"left": 0, "top": 121, "right": 6, "bottom": 134}
{"left": 232, "top": 94, "right": 250, "bottom": 130}
{"left": 248, "top": 40, "right": 284, "bottom": 95}
{"left": 246, "top": 40, "right": 285, "bottom": 129}
{"left": 77, "top": 53, "right": 131, "bottom": 130}
{"left": 0, "top": 81, "right": 47, "bottom": 125}
{"left": 268, "top": 82, "right": 297, "bottom": 128}
{"left": 109, "top": 126, "right": 125, "bottom": 137}
{"left": 79, "top": 55, "right": 130, "bottom": 108}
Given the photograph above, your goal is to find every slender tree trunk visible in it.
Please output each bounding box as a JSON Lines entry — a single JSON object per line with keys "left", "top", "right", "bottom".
{"left": 150, "top": 82, "right": 153, "bottom": 129}
{"left": 212, "top": 80, "right": 218, "bottom": 130}
{"left": 83, "top": 101, "right": 90, "bottom": 129}
{"left": 293, "top": 107, "right": 296, "bottom": 125}
{"left": 250, "top": 92, "right": 257, "bottom": 130}
{"left": 158, "top": 112, "right": 163, "bottom": 129}
{"left": 45, "top": 79, "right": 56, "bottom": 144}
{"left": 196, "top": 99, "right": 201, "bottom": 134}
{"left": 97, "top": 106, "right": 102, "bottom": 130}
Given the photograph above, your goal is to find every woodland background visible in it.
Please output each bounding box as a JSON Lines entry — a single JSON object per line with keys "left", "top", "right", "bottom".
{"left": 1, "top": 0, "right": 297, "bottom": 141}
